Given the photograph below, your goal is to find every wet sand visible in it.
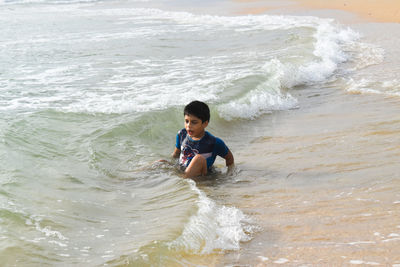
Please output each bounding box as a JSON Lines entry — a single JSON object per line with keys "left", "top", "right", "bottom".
{"left": 216, "top": 0, "right": 400, "bottom": 265}
{"left": 294, "top": 0, "right": 400, "bottom": 23}
{"left": 233, "top": 0, "right": 400, "bottom": 22}
{"left": 232, "top": 88, "right": 400, "bottom": 265}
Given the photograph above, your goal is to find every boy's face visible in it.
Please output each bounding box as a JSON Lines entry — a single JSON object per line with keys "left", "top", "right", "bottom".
{"left": 184, "top": 114, "right": 208, "bottom": 140}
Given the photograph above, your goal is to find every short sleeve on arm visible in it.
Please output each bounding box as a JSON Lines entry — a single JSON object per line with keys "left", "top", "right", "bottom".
{"left": 214, "top": 137, "right": 229, "bottom": 157}
{"left": 175, "top": 132, "right": 181, "bottom": 149}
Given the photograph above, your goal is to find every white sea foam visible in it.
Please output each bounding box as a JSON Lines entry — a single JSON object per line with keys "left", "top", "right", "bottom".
{"left": 218, "top": 59, "right": 299, "bottom": 120}
{"left": 296, "top": 22, "right": 355, "bottom": 84}
{"left": 33, "top": 218, "right": 69, "bottom": 241}
{"left": 274, "top": 258, "right": 290, "bottom": 264}
{"left": 217, "top": 19, "right": 360, "bottom": 120}
{"left": 349, "top": 260, "right": 380, "bottom": 266}
{"left": 168, "top": 179, "right": 254, "bottom": 253}
{"left": 345, "top": 42, "right": 384, "bottom": 70}
{"left": 279, "top": 21, "right": 359, "bottom": 87}
{"left": 346, "top": 78, "right": 400, "bottom": 97}
{"left": 0, "top": 6, "right": 364, "bottom": 118}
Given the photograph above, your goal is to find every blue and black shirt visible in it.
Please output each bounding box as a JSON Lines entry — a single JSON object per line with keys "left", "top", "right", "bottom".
{"left": 176, "top": 129, "right": 229, "bottom": 170}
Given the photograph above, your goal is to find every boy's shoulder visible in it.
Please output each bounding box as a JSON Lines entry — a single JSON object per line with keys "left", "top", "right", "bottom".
{"left": 204, "top": 132, "right": 227, "bottom": 148}
{"left": 205, "top": 131, "right": 225, "bottom": 142}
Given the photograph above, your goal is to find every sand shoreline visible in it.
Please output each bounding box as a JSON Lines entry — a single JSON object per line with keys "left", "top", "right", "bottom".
{"left": 234, "top": 0, "right": 400, "bottom": 23}
{"left": 227, "top": 0, "right": 400, "bottom": 266}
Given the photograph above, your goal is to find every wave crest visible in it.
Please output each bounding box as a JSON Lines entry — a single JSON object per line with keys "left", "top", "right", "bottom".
{"left": 168, "top": 180, "right": 255, "bottom": 254}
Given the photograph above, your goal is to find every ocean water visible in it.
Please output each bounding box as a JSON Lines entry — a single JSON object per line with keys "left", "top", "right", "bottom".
{"left": 1, "top": 0, "right": 400, "bottom": 265}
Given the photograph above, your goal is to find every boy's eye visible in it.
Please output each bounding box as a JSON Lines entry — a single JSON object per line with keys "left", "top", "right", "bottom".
{"left": 185, "top": 120, "right": 198, "bottom": 124}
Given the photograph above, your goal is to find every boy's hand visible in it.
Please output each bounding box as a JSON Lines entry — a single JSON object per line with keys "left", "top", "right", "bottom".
{"left": 172, "top": 148, "right": 181, "bottom": 158}
{"left": 226, "top": 163, "right": 236, "bottom": 176}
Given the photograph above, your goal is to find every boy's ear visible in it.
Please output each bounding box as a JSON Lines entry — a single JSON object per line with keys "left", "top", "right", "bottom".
{"left": 203, "top": 120, "right": 209, "bottom": 127}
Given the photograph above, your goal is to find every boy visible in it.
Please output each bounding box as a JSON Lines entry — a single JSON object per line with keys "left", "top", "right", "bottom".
{"left": 172, "top": 101, "right": 234, "bottom": 178}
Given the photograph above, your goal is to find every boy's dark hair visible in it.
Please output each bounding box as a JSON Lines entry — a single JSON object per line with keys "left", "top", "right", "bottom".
{"left": 184, "top": 101, "right": 210, "bottom": 123}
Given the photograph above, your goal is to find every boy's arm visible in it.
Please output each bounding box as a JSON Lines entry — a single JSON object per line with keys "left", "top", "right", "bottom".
{"left": 172, "top": 147, "right": 181, "bottom": 158}
{"left": 224, "top": 149, "right": 234, "bottom": 166}
{"left": 224, "top": 149, "right": 235, "bottom": 175}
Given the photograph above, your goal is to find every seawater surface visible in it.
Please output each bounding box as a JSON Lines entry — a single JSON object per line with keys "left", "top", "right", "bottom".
{"left": 1, "top": 0, "right": 400, "bottom": 265}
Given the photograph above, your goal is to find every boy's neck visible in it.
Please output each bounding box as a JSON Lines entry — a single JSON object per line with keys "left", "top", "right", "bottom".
{"left": 189, "top": 130, "right": 205, "bottom": 140}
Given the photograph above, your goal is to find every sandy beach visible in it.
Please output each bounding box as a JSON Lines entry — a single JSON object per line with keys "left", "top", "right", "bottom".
{"left": 234, "top": 0, "right": 400, "bottom": 23}
{"left": 295, "top": 0, "right": 400, "bottom": 23}
{"left": 224, "top": 0, "right": 400, "bottom": 265}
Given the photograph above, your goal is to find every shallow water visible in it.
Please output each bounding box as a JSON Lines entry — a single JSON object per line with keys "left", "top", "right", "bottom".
{"left": 229, "top": 85, "right": 400, "bottom": 266}
{"left": 1, "top": 0, "right": 400, "bottom": 265}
